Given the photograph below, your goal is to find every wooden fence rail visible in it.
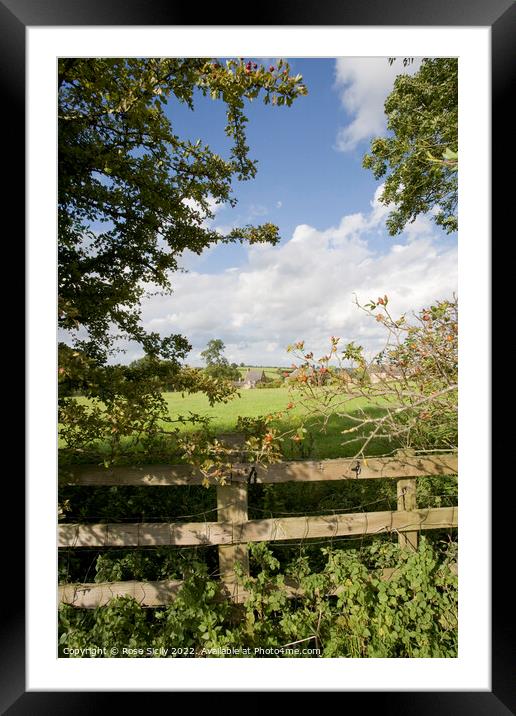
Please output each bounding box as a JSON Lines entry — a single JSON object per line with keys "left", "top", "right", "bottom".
{"left": 59, "top": 506, "right": 457, "bottom": 548}
{"left": 59, "top": 563, "right": 459, "bottom": 609}
{"left": 58, "top": 452, "right": 458, "bottom": 607}
{"left": 59, "top": 454, "right": 457, "bottom": 486}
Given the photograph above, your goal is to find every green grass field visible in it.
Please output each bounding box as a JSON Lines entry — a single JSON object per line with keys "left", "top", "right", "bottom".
{"left": 165, "top": 386, "right": 392, "bottom": 459}
{"left": 164, "top": 385, "right": 299, "bottom": 431}
{"left": 63, "top": 385, "right": 394, "bottom": 460}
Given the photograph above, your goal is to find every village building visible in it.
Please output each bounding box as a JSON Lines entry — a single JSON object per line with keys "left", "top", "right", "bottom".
{"left": 242, "top": 369, "right": 267, "bottom": 389}
{"left": 368, "top": 365, "right": 403, "bottom": 383}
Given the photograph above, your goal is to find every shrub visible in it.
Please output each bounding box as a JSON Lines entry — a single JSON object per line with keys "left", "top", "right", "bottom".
{"left": 286, "top": 297, "right": 458, "bottom": 455}
{"left": 256, "top": 379, "right": 284, "bottom": 389}
{"left": 59, "top": 538, "right": 457, "bottom": 658}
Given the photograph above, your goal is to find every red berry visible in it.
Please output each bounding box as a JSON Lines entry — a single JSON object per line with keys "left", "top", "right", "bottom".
{"left": 269, "top": 66, "right": 275, "bottom": 72}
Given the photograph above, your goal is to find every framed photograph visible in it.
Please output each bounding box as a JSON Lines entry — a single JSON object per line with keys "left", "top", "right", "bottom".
{"left": 10, "top": 0, "right": 507, "bottom": 708}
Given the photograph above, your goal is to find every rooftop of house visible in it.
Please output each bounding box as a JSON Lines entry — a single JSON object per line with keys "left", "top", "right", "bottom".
{"left": 368, "top": 364, "right": 403, "bottom": 375}
{"left": 244, "top": 369, "right": 266, "bottom": 382}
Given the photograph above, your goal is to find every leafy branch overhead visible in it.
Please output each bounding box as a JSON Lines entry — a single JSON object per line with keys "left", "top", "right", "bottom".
{"left": 59, "top": 58, "right": 307, "bottom": 362}
{"left": 363, "top": 58, "right": 458, "bottom": 235}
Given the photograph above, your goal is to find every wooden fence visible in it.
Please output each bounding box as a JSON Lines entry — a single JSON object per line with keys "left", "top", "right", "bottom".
{"left": 58, "top": 452, "right": 458, "bottom": 607}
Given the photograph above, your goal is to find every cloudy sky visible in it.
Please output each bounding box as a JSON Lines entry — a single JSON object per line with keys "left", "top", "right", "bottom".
{"left": 133, "top": 57, "right": 457, "bottom": 366}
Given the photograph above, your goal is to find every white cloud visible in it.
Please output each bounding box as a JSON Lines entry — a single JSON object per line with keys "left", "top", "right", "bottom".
{"left": 334, "top": 57, "right": 421, "bottom": 152}
{"left": 276, "top": 201, "right": 283, "bottom": 209}
{"left": 248, "top": 203, "right": 268, "bottom": 218}
{"left": 139, "top": 186, "right": 457, "bottom": 366}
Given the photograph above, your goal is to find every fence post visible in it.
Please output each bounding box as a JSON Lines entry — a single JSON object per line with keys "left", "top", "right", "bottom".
{"left": 216, "top": 481, "right": 250, "bottom": 591}
{"left": 396, "top": 449, "right": 418, "bottom": 551}
{"left": 216, "top": 432, "right": 249, "bottom": 588}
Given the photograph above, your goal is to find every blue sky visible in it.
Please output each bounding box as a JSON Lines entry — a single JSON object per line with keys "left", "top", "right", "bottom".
{"left": 133, "top": 58, "right": 457, "bottom": 366}
{"left": 166, "top": 59, "right": 385, "bottom": 264}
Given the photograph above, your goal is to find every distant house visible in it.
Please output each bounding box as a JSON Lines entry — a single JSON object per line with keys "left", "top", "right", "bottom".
{"left": 284, "top": 366, "right": 331, "bottom": 386}
{"left": 242, "top": 369, "right": 267, "bottom": 389}
{"left": 368, "top": 365, "right": 403, "bottom": 384}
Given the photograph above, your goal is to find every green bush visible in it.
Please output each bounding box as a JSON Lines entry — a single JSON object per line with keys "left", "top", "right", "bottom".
{"left": 255, "top": 379, "right": 284, "bottom": 389}
{"left": 59, "top": 537, "right": 457, "bottom": 658}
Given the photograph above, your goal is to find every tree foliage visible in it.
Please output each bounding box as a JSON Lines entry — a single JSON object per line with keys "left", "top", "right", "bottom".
{"left": 59, "top": 538, "right": 458, "bottom": 658}
{"left": 200, "top": 339, "right": 240, "bottom": 380}
{"left": 200, "top": 339, "right": 227, "bottom": 366}
{"left": 363, "top": 58, "right": 458, "bottom": 235}
{"left": 58, "top": 58, "right": 307, "bottom": 467}
{"left": 59, "top": 58, "right": 307, "bottom": 361}
{"left": 58, "top": 58, "right": 306, "bottom": 357}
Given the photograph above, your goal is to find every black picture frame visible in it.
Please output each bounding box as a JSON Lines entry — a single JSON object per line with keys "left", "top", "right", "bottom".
{"left": 9, "top": 0, "right": 510, "bottom": 710}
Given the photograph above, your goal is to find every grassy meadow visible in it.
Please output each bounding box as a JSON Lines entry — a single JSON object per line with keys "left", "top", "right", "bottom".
{"left": 162, "top": 386, "right": 393, "bottom": 459}
{"left": 62, "top": 380, "right": 396, "bottom": 461}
